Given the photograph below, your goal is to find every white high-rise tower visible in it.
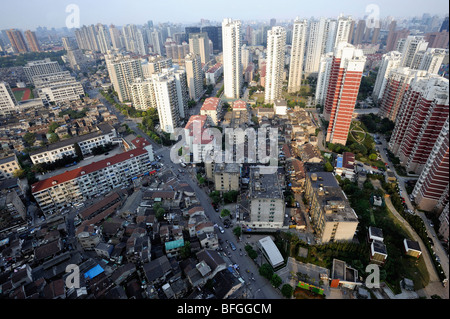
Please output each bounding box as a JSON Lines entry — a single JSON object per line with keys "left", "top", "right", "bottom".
{"left": 288, "top": 18, "right": 307, "bottom": 93}
{"left": 222, "top": 18, "right": 242, "bottom": 99}
{"left": 264, "top": 26, "right": 286, "bottom": 103}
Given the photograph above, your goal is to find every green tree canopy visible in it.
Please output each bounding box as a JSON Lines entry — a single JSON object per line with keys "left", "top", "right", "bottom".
{"left": 281, "top": 284, "right": 293, "bottom": 298}
{"left": 220, "top": 209, "right": 231, "bottom": 218}
{"left": 233, "top": 226, "right": 241, "bottom": 238}
{"left": 23, "top": 132, "right": 36, "bottom": 146}
{"left": 259, "top": 263, "right": 274, "bottom": 280}
{"left": 324, "top": 161, "right": 334, "bottom": 172}
{"left": 270, "top": 274, "right": 282, "bottom": 288}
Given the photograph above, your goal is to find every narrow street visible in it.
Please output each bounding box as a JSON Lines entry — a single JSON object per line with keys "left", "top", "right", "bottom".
{"left": 89, "top": 86, "right": 283, "bottom": 299}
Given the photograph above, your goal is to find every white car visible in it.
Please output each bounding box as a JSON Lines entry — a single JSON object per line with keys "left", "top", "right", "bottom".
{"left": 218, "top": 226, "right": 225, "bottom": 233}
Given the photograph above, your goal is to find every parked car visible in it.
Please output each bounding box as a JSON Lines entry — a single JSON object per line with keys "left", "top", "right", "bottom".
{"left": 218, "top": 226, "right": 225, "bottom": 233}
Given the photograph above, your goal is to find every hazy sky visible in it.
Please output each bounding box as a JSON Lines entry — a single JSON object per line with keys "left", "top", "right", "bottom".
{"left": 0, "top": 0, "right": 448, "bottom": 30}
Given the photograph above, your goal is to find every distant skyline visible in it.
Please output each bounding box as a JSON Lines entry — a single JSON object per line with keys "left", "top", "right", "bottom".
{"left": 0, "top": 0, "right": 448, "bottom": 30}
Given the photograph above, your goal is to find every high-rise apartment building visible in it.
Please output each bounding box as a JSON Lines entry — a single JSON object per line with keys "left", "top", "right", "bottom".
{"left": 241, "top": 44, "right": 251, "bottom": 71}
{"left": 222, "top": 18, "right": 242, "bottom": 99}
{"left": 201, "top": 25, "right": 222, "bottom": 52}
{"left": 288, "top": 18, "right": 307, "bottom": 93}
{"left": 323, "top": 42, "right": 366, "bottom": 146}
{"left": 24, "top": 30, "right": 40, "bottom": 52}
{"left": 412, "top": 117, "right": 449, "bottom": 212}
{"left": 189, "top": 32, "right": 211, "bottom": 64}
{"left": 142, "top": 55, "right": 173, "bottom": 77}
{"left": 185, "top": 27, "right": 201, "bottom": 41}
{"left": 109, "top": 24, "right": 123, "bottom": 50}
{"left": 62, "top": 37, "right": 87, "bottom": 71}
{"left": 6, "top": 29, "right": 28, "bottom": 53}
{"left": 130, "top": 78, "right": 156, "bottom": 110}
{"left": 389, "top": 75, "right": 449, "bottom": 174}
{"left": 151, "top": 30, "right": 163, "bottom": 55}
{"left": 151, "top": 67, "right": 188, "bottom": 133}
{"left": 105, "top": 54, "right": 144, "bottom": 102}
{"left": 304, "top": 16, "right": 346, "bottom": 74}
{"left": 185, "top": 53, "right": 203, "bottom": 101}
{"left": 96, "top": 23, "right": 112, "bottom": 54}
{"left": 304, "top": 18, "right": 327, "bottom": 74}
{"left": 378, "top": 67, "right": 428, "bottom": 121}
{"left": 334, "top": 15, "right": 353, "bottom": 47}
{"left": 0, "top": 82, "right": 19, "bottom": 116}
{"left": 399, "top": 36, "right": 429, "bottom": 68}
{"left": 372, "top": 51, "right": 403, "bottom": 102}
{"left": 417, "top": 48, "right": 447, "bottom": 74}
{"left": 74, "top": 25, "right": 100, "bottom": 52}
{"left": 352, "top": 20, "right": 366, "bottom": 45}
{"left": 264, "top": 26, "right": 286, "bottom": 104}
{"left": 315, "top": 52, "right": 334, "bottom": 106}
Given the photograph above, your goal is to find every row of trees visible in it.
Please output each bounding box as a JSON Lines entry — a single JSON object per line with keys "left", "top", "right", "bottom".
{"left": 359, "top": 114, "right": 395, "bottom": 138}
{"left": 209, "top": 190, "right": 239, "bottom": 205}
{"left": 258, "top": 263, "right": 294, "bottom": 298}
{"left": 0, "top": 50, "right": 66, "bottom": 68}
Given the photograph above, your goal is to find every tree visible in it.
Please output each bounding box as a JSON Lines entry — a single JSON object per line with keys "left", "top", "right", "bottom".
{"left": 259, "top": 263, "right": 274, "bottom": 280}
{"left": 233, "top": 226, "right": 242, "bottom": 238}
{"left": 48, "top": 133, "right": 59, "bottom": 144}
{"left": 324, "top": 161, "right": 334, "bottom": 172}
{"left": 220, "top": 209, "right": 231, "bottom": 218}
{"left": 23, "top": 132, "right": 36, "bottom": 146}
{"left": 223, "top": 190, "right": 239, "bottom": 203}
{"left": 74, "top": 143, "right": 83, "bottom": 160}
{"left": 281, "top": 284, "right": 293, "bottom": 298}
{"left": 270, "top": 274, "right": 282, "bottom": 288}
{"left": 156, "top": 207, "right": 166, "bottom": 221}
{"left": 369, "top": 153, "right": 378, "bottom": 161}
{"left": 48, "top": 122, "right": 60, "bottom": 133}
{"left": 209, "top": 191, "right": 221, "bottom": 205}
{"left": 180, "top": 241, "right": 191, "bottom": 259}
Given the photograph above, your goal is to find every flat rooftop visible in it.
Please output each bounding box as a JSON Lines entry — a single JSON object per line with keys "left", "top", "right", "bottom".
{"left": 249, "top": 166, "right": 282, "bottom": 199}
{"left": 308, "top": 172, "right": 358, "bottom": 223}
{"left": 214, "top": 162, "right": 240, "bottom": 174}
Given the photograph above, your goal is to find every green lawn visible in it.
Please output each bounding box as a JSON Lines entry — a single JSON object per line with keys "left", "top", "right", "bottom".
{"left": 13, "top": 90, "right": 25, "bottom": 101}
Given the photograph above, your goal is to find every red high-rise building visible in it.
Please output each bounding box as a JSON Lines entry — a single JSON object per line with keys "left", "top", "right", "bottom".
{"left": 412, "top": 118, "right": 449, "bottom": 212}
{"left": 24, "top": 30, "right": 41, "bottom": 52}
{"left": 389, "top": 75, "right": 449, "bottom": 174}
{"left": 323, "top": 42, "right": 366, "bottom": 146}
{"left": 379, "top": 67, "right": 427, "bottom": 121}
{"left": 6, "top": 29, "right": 28, "bottom": 53}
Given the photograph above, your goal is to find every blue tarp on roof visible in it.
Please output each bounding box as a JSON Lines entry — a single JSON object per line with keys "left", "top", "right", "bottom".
{"left": 336, "top": 157, "right": 343, "bottom": 168}
{"left": 84, "top": 264, "right": 104, "bottom": 279}
{"left": 165, "top": 238, "right": 184, "bottom": 251}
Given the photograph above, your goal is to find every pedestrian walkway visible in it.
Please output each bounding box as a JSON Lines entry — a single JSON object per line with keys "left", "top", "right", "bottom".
{"left": 371, "top": 179, "right": 449, "bottom": 299}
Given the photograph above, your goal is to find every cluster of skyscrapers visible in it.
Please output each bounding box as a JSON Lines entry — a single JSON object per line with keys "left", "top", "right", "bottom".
{"left": 370, "top": 33, "right": 448, "bottom": 214}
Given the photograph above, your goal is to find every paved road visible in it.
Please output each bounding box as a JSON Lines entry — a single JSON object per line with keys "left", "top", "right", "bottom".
{"left": 155, "top": 146, "right": 282, "bottom": 299}
{"left": 376, "top": 134, "right": 449, "bottom": 282}
{"left": 90, "top": 87, "right": 282, "bottom": 298}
